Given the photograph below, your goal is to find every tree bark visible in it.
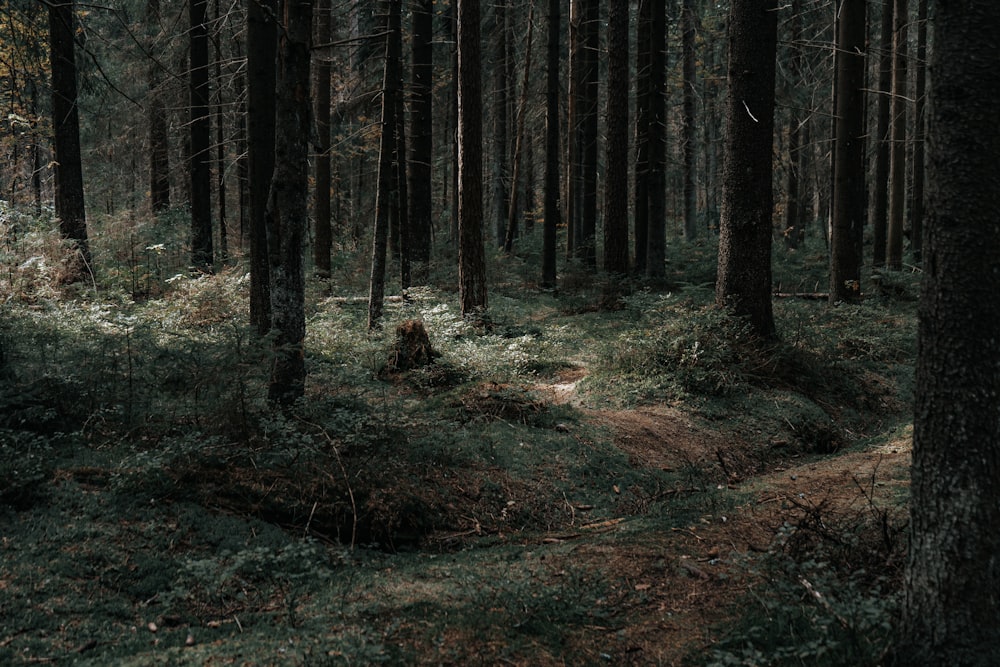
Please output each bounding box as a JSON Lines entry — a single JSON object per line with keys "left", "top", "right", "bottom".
{"left": 716, "top": 0, "right": 777, "bottom": 339}
{"left": 491, "top": 0, "right": 510, "bottom": 248}
{"left": 783, "top": 0, "right": 802, "bottom": 250}
{"left": 503, "top": 4, "right": 536, "bottom": 255}
{"left": 147, "top": 0, "right": 170, "bottom": 214}
{"left": 909, "top": 0, "right": 927, "bottom": 265}
{"left": 681, "top": 0, "right": 698, "bottom": 242}
{"left": 247, "top": 0, "right": 277, "bottom": 334}
{"left": 541, "top": 0, "right": 560, "bottom": 289}
{"left": 266, "top": 0, "right": 312, "bottom": 405}
{"left": 408, "top": 0, "right": 434, "bottom": 272}
{"left": 602, "top": 0, "right": 628, "bottom": 276}
{"left": 189, "top": 0, "right": 213, "bottom": 272}
{"left": 646, "top": 0, "right": 667, "bottom": 279}
{"left": 633, "top": 0, "right": 651, "bottom": 275}
{"left": 457, "top": 0, "right": 487, "bottom": 317}
{"left": 829, "top": 0, "right": 866, "bottom": 303}
{"left": 871, "top": 0, "right": 893, "bottom": 268}
{"left": 897, "top": 4, "right": 1000, "bottom": 663}
{"left": 886, "top": 0, "right": 907, "bottom": 271}
{"left": 313, "top": 0, "right": 333, "bottom": 278}
{"left": 48, "top": 0, "right": 91, "bottom": 278}
{"left": 578, "top": 0, "right": 599, "bottom": 268}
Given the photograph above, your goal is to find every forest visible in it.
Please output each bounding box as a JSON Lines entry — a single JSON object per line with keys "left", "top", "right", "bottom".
{"left": 1, "top": 0, "right": 998, "bottom": 664}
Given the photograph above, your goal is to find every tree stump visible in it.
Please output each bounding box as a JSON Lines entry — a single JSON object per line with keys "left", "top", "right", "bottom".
{"left": 385, "top": 319, "right": 437, "bottom": 373}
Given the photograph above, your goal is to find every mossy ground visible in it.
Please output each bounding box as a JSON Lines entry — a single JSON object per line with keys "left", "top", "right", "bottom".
{"left": 1, "top": 221, "right": 918, "bottom": 665}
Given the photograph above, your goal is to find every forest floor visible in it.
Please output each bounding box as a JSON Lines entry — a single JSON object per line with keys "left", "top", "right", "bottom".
{"left": 1, "top": 265, "right": 916, "bottom": 666}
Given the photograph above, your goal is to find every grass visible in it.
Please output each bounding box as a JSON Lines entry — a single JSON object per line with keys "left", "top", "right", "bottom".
{"left": 0, "top": 209, "right": 918, "bottom": 664}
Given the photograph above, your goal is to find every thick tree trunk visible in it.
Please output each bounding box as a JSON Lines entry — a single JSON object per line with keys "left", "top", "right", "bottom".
{"left": 247, "top": 0, "right": 277, "bottom": 334}
{"left": 871, "top": 0, "right": 893, "bottom": 268}
{"left": 566, "top": 0, "right": 582, "bottom": 259}
{"left": 646, "top": 0, "right": 666, "bottom": 279}
{"left": 213, "top": 0, "right": 228, "bottom": 264}
{"left": 633, "top": 0, "right": 651, "bottom": 274}
{"left": 579, "top": 0, "right": 599, "bottom": 269}
{"left": 313, "top": 0, "right": 333, "bottom": 278}
{"left": 408, "top": 0, "right": 434, "bottom": 272}
{"left": 681, "top": 0, "right": 698, "bottom": 242}
{"left": 266, "top": 0, "right": 312, "bottom": 405}
{"left": 716, "top": 0, "right": 777, "bottom": 339}
{"left": 48, "top": 0, "right": 91, "bottom": 277}
{"left": 147, "top": 0, "right": 170, "bottom": 214}
{"left": 783, "top": 0, "right": 802, "bottom": 250}
{"left": 886, "top": 0, "right": 907, "bottom": 271}
{"left": 368, "top": 0, "right": 402, "bottom": 330}
{"left": 491, "top": 0, "right": 510, "bottom": 248}
{"left": 189, "top": 0, "right": 213, "bottom": 272}
{"left": 897, "top": 4, "right": 1000, "bottom": 663}
{"left": 457, "top": 0, "right": 487, "bottom": 317}
{"left": 910, "top": 0, "right": 927, "bottom": 265}
{"left": 829, "top": 0, "right": 866, "bottom": 303}
{"left": 541, "top": 0, "right": 560, "bottom": 289}
{"left": 602, "top": 0, "right": 628, "bottom": 276}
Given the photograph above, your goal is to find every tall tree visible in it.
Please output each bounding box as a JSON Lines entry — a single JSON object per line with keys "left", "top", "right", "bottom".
{"left": 213, "top": 0, "right": 229, "bottom": 264}
{"left": 189, "top": 0, "right": 213, "bottom": 272}
{"left": 491, "top": 0, "right": 510, "bottom": 248}
{"left": 313, "top": 0, "right": 333, "bottom": 278}
{"left": 897, "top": 3, "right": 1000, "bottom": 663}
{"left": 566, "top": 0, "right": 582, "bottom": 259}
{"left": 147, "top": 0, "right": 170, "bottom": 214}
{"left": 266, "top": 0, "right": 312, "bottom": 404}
{"left": 909, "top": 0, "right": 928, "bottom": 265}
{"left": 246, "top": 0, "right": 277, "bottom": 334}
{"left": 457, "top": 0, "right": 487, "bottom": 317}
{"left": 368, "top": 0, "right": 403, "bottom": 329}
{"left": 503, "top": 3, "right": 536, "bottom": 254}
{"left": 782, "top": 0, "right": 803, "bottom": 250}
{"left": 47, "top": 0, "right": 91, "bottom": 277}
{"left": 886, "top": 0, "right": 908, "bottom": 270}
{"left": 871, "top": 0, "right": 893, "bottom": 268}
{"left": 541, "top": 0, "right": 560, "bottom": 289}
{"left": 716, "top": 0, "right": 777, "bottom": 339}
{"left": 578, "top": 0, "right": 599, "bottom": 268}
{"left": 602, "top": 0, "right": 628, "bottom": 275}
{"left": 646, "top": 0, "right": 667, "bottom": 278}
{"left": 681, "top": 0, "right": 698, "bottom": 241}
{"left": 633, "top": 0, "right": 652, "bottom": 274}
{"left": 829, "top": 0, "right": 867, "bottom": 303}
{"left": 407, "top": 0, "right": 434, "bottom": 273}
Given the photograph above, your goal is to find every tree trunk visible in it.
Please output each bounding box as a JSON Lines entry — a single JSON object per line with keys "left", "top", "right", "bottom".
{"left": 266, "top": 0, "right": 312, "bottom": 405}
{"left": 886, "top": 0, "right": 907, "bottom": 271}
{"left": 48, "top": 0, "right": 91, "bottom": 278}
{"left": 897, "top": 4, "right": 1000, "bottom": 663}
{"left": 829, "top": 0, "right": 866, "bottom": 304}
{"left": 602, "top": 0, "right": 628, "bottom": 276}
{"left": 646, "top": 0, "right": 667, "bottom": 279}
{"left": 783, "top": 0, "right": 802, "bottom": 250}
{"left": 681, "top": 0, "right": 698, "bottom": 241}
{"left": 504, "top": 4, "right": 536, "bottom": 255}
{"left": 368, "top": 0, "right": 402, "bottom": 330}
{"left": 716, "top": 0, "right": 777, "bottom": 339}
{"left": 566, "top": 0, "right": 582, "bottom": 259}
{"left": 147, "top": 0, "right": 170, "bottom": 214}
{"left": 579, "top": 0, "right": 599, "bottom": 268}
{"left": 871, "top": 0, "right": 893, "bottom": 268}
{"left": 491, "top": 0, "right": 510, "bottom": 248}
{"left": 189, "top": 0, "right": 213, "bottom": 272}
{"left": 457, "top": 0, "right": 488, "bottom": 317}
{"left": 247, "top": 0, "right": 277, "bottom": 334}
{"left": 313, "top": 0, "right": 333, "bottom": 278}
{"left": 408, "top": 0, "right": 434, "bottom": 273}
{"left": 213, "top": 0, "right": 228, "bottom": 265}
{"left": 541, "top": 0, "right": 560, "bottom": 289}
{"left": 633, "top": 0, "right": 651, "bottom": 274}
{"left": 910, "top": 0, "right": 927, "bottom": 265}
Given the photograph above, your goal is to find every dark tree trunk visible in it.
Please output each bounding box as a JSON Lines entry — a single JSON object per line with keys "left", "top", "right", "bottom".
{"left": 578, "top": 0, "right": 599, "bottom": 268}
{"left": 457, "top": 0, "right": 487, "bottom": 317}
{"left": 408, "top": 0, "right": 434, "bottom": 272}
{"left": 213, "top": 0, "right": 228, "bottom": 265}
{"left": 897, "top": 4, "right": 1000, "bottom": 663}
{"left": 394, "top": 34, "right": 410, "bottom": 291}
{"left": 189, "top": 0, "right": 213, "bottom": 272}
{"left": 872, "top": 0, "right": 893, "bottom": 268}
{"left": 313, "top": 0, "right": 333, "bottom": 278}
{"left": 541, "top": 0, "right": 560, "bottom": 289}
{"left": 716, "top": 0, "right": 777, "bottom": 339}
{"left": 48, "top": 0, "right": 91, "bottom": 276}
{"left": 504, "top": 4, "right": 536, "bottom": 255}
{"left": 783, "top": 0, "right": 802, "bottom": 250}
{"left": 566, "top": 0, "right": 582, "bottom": 259}
{"left": 368, "top": 0, "right": 403, "bottom": 329}
{"left": 147, "top": 0, "right": 170, "bottom": 213}
{"left": 633, "top": 0, "right": 651, "bottom": 274}
{"left": 910, "top": 0, "right": 927, "bottom": 265}
{"left": 247, "top": 0, "right": 277, "bottom": 335}
{"left": 886, "top": 0, "right": 907, "bottom": 271}
{"left": 646, "top": 0, "right": 667, "bottom": 278}
{"left": 681, "top": 0, "right": 698, "bottom": 241}
{"left": 491, "top": 0, "right": 510, "bottom": 248}
{"left": 603, "top": 0, "right": 628, "bottom": 276}
{"left": 266, "top": 0, "right": 312, "bottom": 405}
{"left": 829, "top": 0, "right": 867, "bottom": 304}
